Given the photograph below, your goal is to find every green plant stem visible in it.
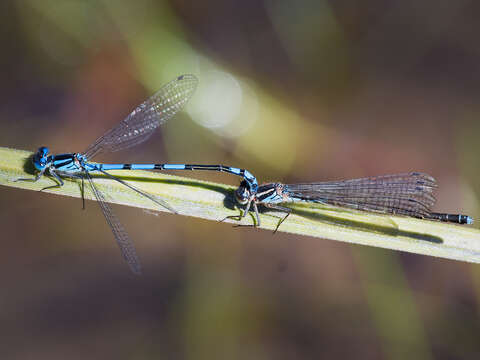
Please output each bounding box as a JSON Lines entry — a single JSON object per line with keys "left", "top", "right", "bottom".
{"left": 1, "top": 146, "right": 480, "bottom": 263}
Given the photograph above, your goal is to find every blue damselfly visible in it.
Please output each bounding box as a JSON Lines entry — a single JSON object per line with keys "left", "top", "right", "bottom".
{"left": 18, "top": 74, "right": 258, "bottom": 274}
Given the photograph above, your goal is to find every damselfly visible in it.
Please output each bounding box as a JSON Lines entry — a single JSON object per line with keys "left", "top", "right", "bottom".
{"left": 230, "top": 172, "right": 473, "bottom": 231}
{"left": 17, "top": 74, "right": 258, "bottom": 274}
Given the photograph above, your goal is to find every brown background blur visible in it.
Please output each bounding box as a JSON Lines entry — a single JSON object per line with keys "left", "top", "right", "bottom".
{"left": 1, "top": 1, "right": 479, "bottom": 359}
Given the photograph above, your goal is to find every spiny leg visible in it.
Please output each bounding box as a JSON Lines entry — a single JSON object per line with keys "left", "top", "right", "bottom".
{"left": 81, "top": 176, "right": 86, "bottom": 210}
{"left": 17, "top": 168, "right": 65, "bottom": 191}
{"left": 252, "top": 202, "right": 261, "bottom": 226}
{"left": 67, "top": 173, "right": 88, "bottom": 209}
{"left": 221, "top": 199, "right": 256, "bottom": 225}
{"left": 228, "top": 201, "right": 262, "bottom": 228}
{"left": 56, "top": 172, "right": 86, "bottom": 209}
{"left": 15, "top": 168, "right": 46, "bottom": 183}
{"left": 40, "top": 170, "right": 64, "bottom": 191}
{"left": 263, "top": 203, "right": 292, "bottom": 233}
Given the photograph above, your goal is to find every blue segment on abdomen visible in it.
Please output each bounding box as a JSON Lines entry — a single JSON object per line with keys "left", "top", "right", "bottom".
{"left": 130, "top": 164, "right": 155, "bottom": 170}
{"left": 228, "top": 167, "right": 241, "bottom": 175}
{"left": 101, "top": 164, "right": 125, "bottom": 170}
{"left": 162, "top": 164, "right": 186, "bottom": 170}
{"left": 243, "top": 170, "right": 258, "bottom": 190}
{"left": 100, "top": 164, "right": 155, "bottom": 170}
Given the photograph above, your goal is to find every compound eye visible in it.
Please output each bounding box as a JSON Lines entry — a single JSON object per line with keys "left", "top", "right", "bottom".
{"left": 234, "top": 187, "right": 250, "bottom": 205}
{"left": 33, "top": 147, "right": 50, "bottom": 170}
{"left": 38, "top": 146, "right": 49, "bottom": 156}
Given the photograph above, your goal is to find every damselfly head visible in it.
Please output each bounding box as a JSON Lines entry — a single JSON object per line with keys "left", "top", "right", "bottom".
{"left": 234, "top": 180, "right": 252, "bottom": 205}
{"left": 33, "top": 146, "right": 50, "bottom": 171}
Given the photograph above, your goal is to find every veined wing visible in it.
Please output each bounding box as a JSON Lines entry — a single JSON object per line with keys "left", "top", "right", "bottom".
{"left": 85, "top": 171, "right": 142, "bottom": 275}
{"left": 83, "top": 74, "right": 198, "bottom": 160}
{"left": 285, "top": 172, "right": 437, "bottom": 218}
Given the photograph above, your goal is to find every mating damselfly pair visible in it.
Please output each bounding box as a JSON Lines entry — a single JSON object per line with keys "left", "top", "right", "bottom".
{"left": 18, "top": 74, "right": 473, "bottom": 274}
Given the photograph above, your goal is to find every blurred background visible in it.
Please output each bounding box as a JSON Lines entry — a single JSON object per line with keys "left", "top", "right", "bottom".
{"left": 1, "top": 0, "right": 480, "bottom": 358}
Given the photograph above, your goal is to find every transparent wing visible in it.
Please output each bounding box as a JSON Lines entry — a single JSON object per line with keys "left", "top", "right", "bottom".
{"left": 85, "top": 171, "right": 142, "bottom": 275}
{"left": 285, "top": 172, "right": 437, "bottom": 218}
{"left": 96, "top": 167, "right": 176, "bottom": 214}
{"left": 83, "top": 74, "right": 198, "bottom": 160}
